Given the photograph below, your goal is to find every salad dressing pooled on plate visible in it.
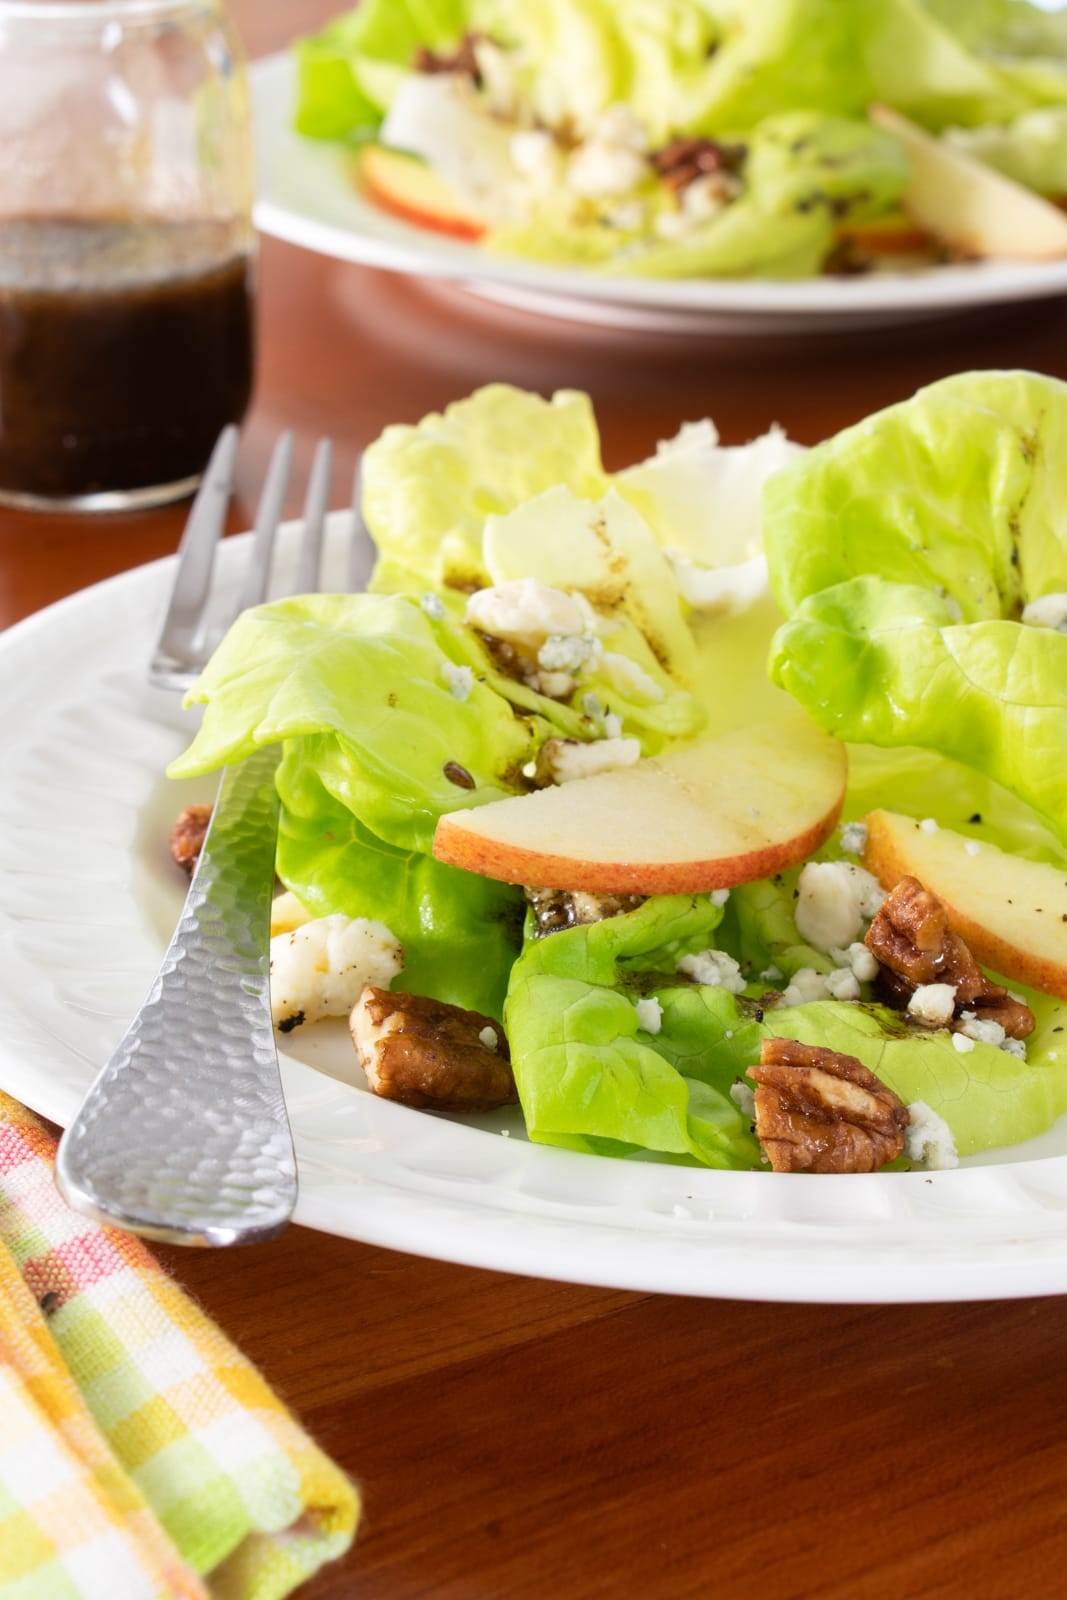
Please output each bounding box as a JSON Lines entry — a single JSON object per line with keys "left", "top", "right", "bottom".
{"left": 0, "top": 218, "right": 254, "bottom": 504}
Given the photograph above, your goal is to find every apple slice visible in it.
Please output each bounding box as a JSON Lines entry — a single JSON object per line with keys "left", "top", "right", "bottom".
{"left": 357, "top": 145, "right": 488, "bottom": 241}
{"left": 863, "top": 809, "right": 1067, "bottom": 1000}
{"left": 433, "top": 717, "right": 847, "bottom": 895}
{"left": 870, "top": 105, "right": 1067, "bottom": 261}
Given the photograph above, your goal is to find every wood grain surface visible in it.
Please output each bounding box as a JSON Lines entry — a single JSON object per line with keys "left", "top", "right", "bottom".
{"left": 4, "top": 5, "right": 1067, "bottom": 1595}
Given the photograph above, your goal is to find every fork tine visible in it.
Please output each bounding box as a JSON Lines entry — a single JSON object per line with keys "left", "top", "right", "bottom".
{"left": 234, "top": 431, "right": 293, "bottom": 616}
{"left": 348, "top": 457, "right": 375, "bottom": 594}
{"left": 293, "top": 438, "right": 332, "bottom": 595}
{"left": 149, "top": 426, "right": 237, "bottom": 687}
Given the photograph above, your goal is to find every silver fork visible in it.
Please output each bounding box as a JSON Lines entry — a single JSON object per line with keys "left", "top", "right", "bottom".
{"left": 56, "top": 431, "right": 374, "bottom": 1247}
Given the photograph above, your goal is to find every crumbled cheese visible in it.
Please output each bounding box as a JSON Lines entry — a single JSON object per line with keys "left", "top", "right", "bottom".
{"left": 466, "top": 579, "right": 587, "bottom": 652}
{"left": 795, "top": 861, "right": 885, "bottom": 953}
{"left": 1022, "top": 591, "right": 1067, "bottom": 632}
{"left": 592, "top": 104, "right": 649, "bottom": 152}
{"left": 580, "top": 691, "right": 604, "bottom": 719}
{"left": 906, "top": 1101, "right": 959, "bottom": 1171}
{"left": 478, "top": 1025, "right": 498, "bottom": 1051}
{"left": 957, "top": 1011, "right": 1006, "bottom": 1047}
{"left": 509, "top": 128, "right": 560, "bottom": 188}
{"left": 709, "top": 888, "right": 730, "bottom": 908}
{"left": 568, "top": 139, "right": 647, "bottom": 198}
{"left": 537, "top": 632, "right": 600, "bottom": 674}
{"left": 270, "top": 890, "right": 312, "bottom": 939}
{"left": 830, "top": 942, "right": 879, "bottom": 983}
{"left": 952, "top": 1031, "right": 976, "bottom": 1054}
{"left": 681, "top": 172, "right": 737, "bottom": 223}
{"left": 599, "top": 651, "right": 665, "bottom": 704}
{"left": 780, "top": 968, "right": 831, "bottom": 1006}
{"left": 825, "top": 967, "right": 861, "bottom": 1002}
{"left": 1001, "top": 1037, "right": 1028, "bottom": 1060}
{"left": 840, "top": 821, "right": 869, "bottom": 857}
{"left": 760, "top": 965, "right": 783, "bottom": 983}
{"left": 473, "top": 39, "right": 521, "bottom": 119}
{"left": 635, "top": 996, "right": 663, "bottom": 1035}
{"left": 532, "top": 669, "right": 575, "bottom": 700}
{"left": 442, "top": 663, "right": 473, "bottom": 702}
{"left": 420, "top": 592, "right": 446, "bottom": 619}
{"left": 500, "top": 1128, "right": 511, "bottom": 1137}
{"left": 605, "top": 200, "right": 645, "bottom": 231}
{"left": 919, "top": 817, "right": 939, "bottom": 834}
{"left": 270, "top": 915, "right": 402, "bottom": 1031}
{"left": 603, "top": 712, "right": 623, "bottom": 739}
{"left": 964, "top": 840, "right": 981, "bottom": 857}
{"left": 730, "top": 1080, "right": 756, "bottom": 1119}
{"left": 907, "top": 982, "right": 957, "bottom": 1027}
{"left": 677, "top": 949, "right": 746, "bottom": 994}
{"left": 540, "top": 736, "right": 641, "bottom": 785}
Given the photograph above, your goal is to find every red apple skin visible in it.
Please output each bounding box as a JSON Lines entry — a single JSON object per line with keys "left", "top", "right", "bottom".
{"left": 356, "top": 146, "right": 488, "bottom": 241}
{"left": 433, "top": 791, "right": 845, "bottom": 895}
{"left": 863, "top": 810, "right": 1067, "bottom": 1002}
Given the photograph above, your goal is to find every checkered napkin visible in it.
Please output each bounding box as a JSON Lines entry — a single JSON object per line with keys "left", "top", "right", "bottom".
{"left": 0, "top": 1092, "right": 358, "bottom": 1599}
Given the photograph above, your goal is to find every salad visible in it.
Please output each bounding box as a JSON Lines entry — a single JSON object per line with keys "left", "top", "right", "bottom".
{"left": 291, "top": 0, "right": 1067, "bottom": 278}
{"left": 170, "top": 369, "right": 1067, "bottom": 1175}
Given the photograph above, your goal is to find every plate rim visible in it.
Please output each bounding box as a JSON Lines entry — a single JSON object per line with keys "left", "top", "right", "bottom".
{"left": 6, "top": 530, "right": 1067, "bottom": 1303}
{"left": 250, "top": 50, "right": 1067, "bottom": 323}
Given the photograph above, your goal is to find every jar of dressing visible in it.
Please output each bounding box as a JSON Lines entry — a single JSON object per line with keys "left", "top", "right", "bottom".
{"left": 0, "top": 0, "right": 255, "bottom": 511}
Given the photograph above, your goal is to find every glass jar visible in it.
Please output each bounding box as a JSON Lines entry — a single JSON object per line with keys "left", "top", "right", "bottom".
{"left": 0, "top": 0, "right": 255, "bottom": 511}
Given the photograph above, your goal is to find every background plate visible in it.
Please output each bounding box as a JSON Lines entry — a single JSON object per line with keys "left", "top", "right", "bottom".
{"left": 252, "top": 51, "right": 1067, "bottom": 336}
{"left": 6, "top": 519, "right": 1067, "bottom": 1302}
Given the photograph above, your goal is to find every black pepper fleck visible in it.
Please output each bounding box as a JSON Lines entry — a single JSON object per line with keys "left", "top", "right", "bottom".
{"left": 443, "top": 761, "right": 476, "bottom": 789}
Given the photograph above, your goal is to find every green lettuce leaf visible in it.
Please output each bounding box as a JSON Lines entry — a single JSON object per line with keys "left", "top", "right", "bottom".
{"left": 294, "top": 0, "right": 473, "bottom": 140}
{"left": 770, "top": 576, "right": 1067, "bottom": 842}
{"left": 504, "top": 895, "right": 761, "bottom": 1167}
{"left": 362, "top": 384, "right": 608, "bottom": 592}
{"left": 276, "top": 756, "right": 521, "bottom": 1015}
{"left": 168, "top": 592, "right": 539, "bottom": 850}
{"left": 764, "top": 370, "right": 1067, "bottom": 842}
{"left": 947, "top": 107, "right": 1067, "bottom": 195}
{"left": 765, "top": 370, "right": 1067, "bottom": 623}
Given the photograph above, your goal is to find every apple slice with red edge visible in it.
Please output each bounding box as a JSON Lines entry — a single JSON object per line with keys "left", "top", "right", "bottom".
{"left": 863, "top": 809, "right": 1067, "bottom": 1001}
{"left": 357, "top": 145, "right": 488, "bottom": 241}
{"left": 433, "top": 716, "right": 847, "bottom": 895}
{"left": 870, "top": 104, "right": 1067, "bottom": 261}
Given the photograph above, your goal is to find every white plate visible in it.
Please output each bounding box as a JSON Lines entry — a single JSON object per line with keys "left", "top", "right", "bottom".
{"left": 7, "top": 517, "right": 1067, "bottom": 1304}
{"left": 252, "top": 51, "right": 1067, "bottom": 336}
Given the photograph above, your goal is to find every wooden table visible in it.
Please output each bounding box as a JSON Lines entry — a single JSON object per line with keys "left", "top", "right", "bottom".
{"left": 5, "top": 5, "right": 1067, "bottom": 1594}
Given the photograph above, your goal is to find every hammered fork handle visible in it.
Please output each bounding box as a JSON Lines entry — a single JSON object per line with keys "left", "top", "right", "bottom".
{"left": 56, "top": 747, "right": 296, "bottom": 1246}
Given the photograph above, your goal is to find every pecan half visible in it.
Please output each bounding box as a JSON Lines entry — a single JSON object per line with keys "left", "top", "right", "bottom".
{"left": 350, "top": 987, "right": 516, "bottom": 1111}
{"left": 865, "top": 876, "right": 1033, "bottom": 1039}
{"left": 749, "top": 1037, "right": 909, "bottom": 1174}
{"left": 414, "top": 32, "right": 483, "bottom": 81}
{"left": 169, "top": 804, "right": 211, "bottom": 876}
{"left": 650, "top": 137, "right": 745, "bottom": 193}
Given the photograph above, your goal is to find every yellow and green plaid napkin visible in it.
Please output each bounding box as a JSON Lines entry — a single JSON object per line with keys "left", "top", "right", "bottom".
{"left": 0, "top": 1091, "right": 358, "bottom": 1600}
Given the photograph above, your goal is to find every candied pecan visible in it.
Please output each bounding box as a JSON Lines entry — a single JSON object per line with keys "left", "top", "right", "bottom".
{"left": 414, "top": 32, "right": 483, "bottom": 81}
{"left": 169, "top": 804, "right": 211, "bottom": 876}
{"left": 748, "top": 1037, "right": 909, "bottom": 1174}
{"left": 865, "top": 877, "right": 1034, "bottom": 1040}
{"left": 650, "top": 136, "right": 746, "bottom": 192}
{"left": 350, "top": 987, "right": 516, "bottom": 1111}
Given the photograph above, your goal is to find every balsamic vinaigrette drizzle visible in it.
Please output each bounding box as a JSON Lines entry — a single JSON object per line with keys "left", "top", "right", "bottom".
{"left": 0, "top": 217, "right": 254, "bottom": 500}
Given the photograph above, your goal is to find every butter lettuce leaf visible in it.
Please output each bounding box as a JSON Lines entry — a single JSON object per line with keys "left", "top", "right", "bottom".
{"left": 770, "top": 576, "right": 1067, "bottom": 843}
{"left": 766, "top": 370, "right": 1067, "bottom": 623}
{"left": 276, "top": 757, "right": 521, "bottom": 1015}
{"left": 294, "top": 0, "right": 472, "bottom": 141}
{"left": 505, "top": 895, "right": 760, "bottom": 1167}
{"left": 169, "top": 592, "right": 539, "bottom": 850}
{"left": 947, "top": 107, "right": 1067, "bottom": 195}
{"left": 362, "top": 384, "right": 607, "bottom": 592}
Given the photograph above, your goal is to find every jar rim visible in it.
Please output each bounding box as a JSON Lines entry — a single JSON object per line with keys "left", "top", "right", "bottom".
{"left": 0, "top": 0, "right": 216, "bottom": 21}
